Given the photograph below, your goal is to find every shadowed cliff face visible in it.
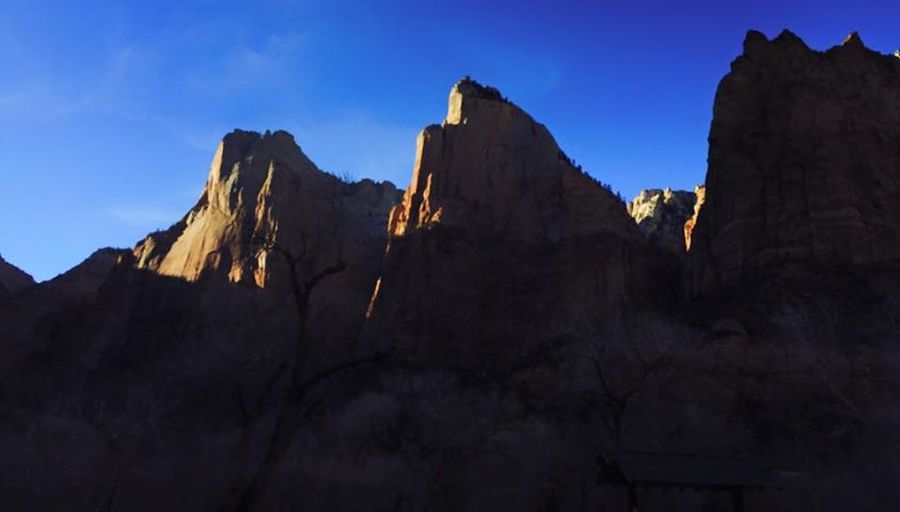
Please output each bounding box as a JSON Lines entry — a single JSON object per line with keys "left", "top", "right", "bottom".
{"left": 687, "top": 30, "right": 900, "bottom": 296}
{"left": 366, "top": 78, "right": 673, "bottom": 366}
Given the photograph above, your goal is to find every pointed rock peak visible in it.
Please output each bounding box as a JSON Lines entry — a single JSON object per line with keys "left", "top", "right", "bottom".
{"left": 743, "top": 29, "right": 768, "bottom": 54}
{"left": 772, "top": 29, "right": 808, "bottom": 49}
{"left": 842, "top": 31, "right": 864, "bottom": 48}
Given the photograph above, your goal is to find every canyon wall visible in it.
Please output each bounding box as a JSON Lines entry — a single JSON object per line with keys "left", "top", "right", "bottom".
{"left": 687, "top": 30, "right": 900, "bottom": 296}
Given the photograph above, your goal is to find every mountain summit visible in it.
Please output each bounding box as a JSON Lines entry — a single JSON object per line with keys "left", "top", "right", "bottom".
{"left": 367, "top": 77, "right": 665, "bottom": 363}
{"left": 134, "top": 129, "right": 399, "bottom": 288}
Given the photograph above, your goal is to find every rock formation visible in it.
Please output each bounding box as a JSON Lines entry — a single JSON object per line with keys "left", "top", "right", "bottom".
{"left": 133, "top": 129, "right": 400, "bottom": 330}
{"left": 0, "top": 254, "right": 35, "bottom": 294}
{"left": 627, "top": 187, "right": 697, "bottom": 254}
{"left": 366, "top": 78, "right": 663, "bottom": 364}
{"left": 687, "top": 30, "right": 900, "bottom": 296}
{"left": 682, "top": 185, "right": 706, "bottom": 252}
{"left": 5, "top": 37, "right": 900, "bottom": 512}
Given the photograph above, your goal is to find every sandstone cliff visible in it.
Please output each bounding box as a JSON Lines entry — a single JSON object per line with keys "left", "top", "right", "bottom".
{"left": 133, "top": 129, "right": 401, "bottom": 332}
{"left": 627, "top": 187, "right": 697, "bottom": 255}
{"left": 367, "top": 78, "right": 665, "bottom": 364}
{"left": 387, "top": 79, "right": 634, "bottom": 242}
{"left": 687, "top": 30, "right": 900, "bottom": 296}
{"left": 0, "top": 254, "right": 35, "bottom": 294}
{"left": 682, "top": 185, "right": 706, "bottom": 252}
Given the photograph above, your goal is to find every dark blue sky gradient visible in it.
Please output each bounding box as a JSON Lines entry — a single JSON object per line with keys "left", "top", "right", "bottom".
{"left": 2, "top": 0, "right": 898, "bottom": 280}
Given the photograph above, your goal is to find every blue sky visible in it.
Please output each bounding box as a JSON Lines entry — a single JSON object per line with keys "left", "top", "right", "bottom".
{"left": 1, "top": 0, "right": 898, "bottom": 280}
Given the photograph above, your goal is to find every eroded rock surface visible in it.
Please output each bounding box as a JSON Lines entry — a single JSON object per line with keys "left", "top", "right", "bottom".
{"left": 683, "top": 185, "right": 706, "bottom": 252}
{"left": 627, "top": 187, "right": 697, "bottom": 254}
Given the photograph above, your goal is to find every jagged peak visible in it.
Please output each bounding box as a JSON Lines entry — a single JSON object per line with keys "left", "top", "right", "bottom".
{"left": 740, "top": 29, "right": 896, "bottom": 64}
{"left": 772, "top": 29, "right": 808, "bottom": 48}
{"left": 743, "top": 29, "right": 768, "bottom": 53}
{"left": 842, "top": 31, "right": 864, "bottom": 48}
{"left": 742, "top": 29, "right": 810, "bottom": 58}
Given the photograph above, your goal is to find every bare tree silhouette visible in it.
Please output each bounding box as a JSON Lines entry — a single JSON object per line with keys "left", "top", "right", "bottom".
{"left": 225, "top": 185, "right": 388, "bottom": 511}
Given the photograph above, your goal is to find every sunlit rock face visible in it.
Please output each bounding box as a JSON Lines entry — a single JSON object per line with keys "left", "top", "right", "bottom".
{"left": 367, "top": 78, "right": 667, "bottom": 364}
{"left": 389, "top": 79, "right": 635, "bottom": 242}
{"left": 627, "top": 188, "right": 697, "bottom": 255}
{"left": 133, "top": 129, "right": 401, "bottom": 329}
{"left": 683, "top": 185, "right": 706, "bottom": 252}
{"left": 0, "top": 255, "right": 34, "bottom": 294}
{"left": 687, "top": 30, "right": 900, "bottom": 296}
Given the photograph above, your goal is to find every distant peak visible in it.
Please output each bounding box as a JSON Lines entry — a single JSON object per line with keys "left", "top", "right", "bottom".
{"left": 451, "top": 76, "right": 507, "bottom": 103}
{"left": 773, "top": 29, "right": 807, "bottom": 47}
{"left": 743, "top": 29, "right": 768, "bottom": 54}
{"left": 742, "top": 29, "right": 771, "bottom": 56}
{"left": 841, "top": 31, "right": 865, "bottom": 48}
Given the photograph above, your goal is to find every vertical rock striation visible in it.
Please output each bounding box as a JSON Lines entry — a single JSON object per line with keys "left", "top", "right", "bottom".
{"left": 683, "top": 185, "right": 706, "bottom": 252}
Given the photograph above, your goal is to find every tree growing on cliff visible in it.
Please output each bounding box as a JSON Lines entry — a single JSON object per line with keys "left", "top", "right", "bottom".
{"left": 227, "top": 190, "right": 387, "bottom": 511}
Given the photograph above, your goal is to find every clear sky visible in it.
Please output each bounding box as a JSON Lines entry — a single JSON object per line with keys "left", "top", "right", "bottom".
{"left": 1, "top": 0, "right": 898, "bottom": 281}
